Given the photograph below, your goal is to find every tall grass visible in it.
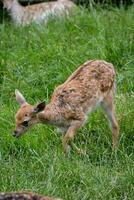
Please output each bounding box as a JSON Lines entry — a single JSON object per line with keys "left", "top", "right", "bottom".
{"left": 0, "top": 6, "right": 134, "bottom": 200}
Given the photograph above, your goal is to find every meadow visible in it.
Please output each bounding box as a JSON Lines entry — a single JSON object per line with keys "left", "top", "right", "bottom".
{"left": 0, "top": 5, "right": 134, "bottom": 200}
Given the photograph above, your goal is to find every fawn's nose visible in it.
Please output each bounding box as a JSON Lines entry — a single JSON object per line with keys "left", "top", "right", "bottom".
{"left": 12, "top": 131, "right": 19, "bottom": 138}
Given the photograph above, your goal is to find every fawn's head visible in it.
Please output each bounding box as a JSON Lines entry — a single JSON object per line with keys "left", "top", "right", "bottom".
{"left": 3, "top": 0, "right": 18, "bottom": 10}
{"left": 13, "top": 90, "right": 45, "bottom": 138}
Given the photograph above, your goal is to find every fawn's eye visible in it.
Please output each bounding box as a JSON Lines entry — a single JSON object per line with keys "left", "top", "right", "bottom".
{"left": 22, "top": 121, "right": 29, "bottom": 127}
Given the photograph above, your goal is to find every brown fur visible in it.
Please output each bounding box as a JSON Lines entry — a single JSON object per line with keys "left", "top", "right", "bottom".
{"left": 0, "top": 192, "right": 62, "bottom": 200}
{"left": 3, "top": 0, "right": 76, "bottom": 25}
{"left": 14, "top": 60, "right": 119, "bottom": 154}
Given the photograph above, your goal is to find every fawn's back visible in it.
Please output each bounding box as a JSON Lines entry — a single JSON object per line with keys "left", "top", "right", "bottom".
{"left": 0, "top": 192, "right": 62, "bottom": 200}
{"left": 46, "top": 60, "right": 115, "bottom": 120}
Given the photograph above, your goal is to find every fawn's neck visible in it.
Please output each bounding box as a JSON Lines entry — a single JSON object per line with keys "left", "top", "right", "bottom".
{"left": 37, "top": 104, "right": 64, "bottom": 127}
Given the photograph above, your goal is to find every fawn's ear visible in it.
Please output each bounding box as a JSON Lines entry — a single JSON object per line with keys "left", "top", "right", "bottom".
{"left": 34, "top": 101, "right": 46, "bottom": 113}
{"left": 15, "top": 89, "right": 27, "bottom": 106}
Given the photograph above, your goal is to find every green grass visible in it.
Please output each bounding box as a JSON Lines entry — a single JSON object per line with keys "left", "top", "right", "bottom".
{"left": 0, "top": 6, "right": 134, "bottom": 200}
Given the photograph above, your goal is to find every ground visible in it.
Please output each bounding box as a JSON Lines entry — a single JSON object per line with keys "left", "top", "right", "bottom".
{"left": 0, "top": 6, "right": 134, "bottom": 200}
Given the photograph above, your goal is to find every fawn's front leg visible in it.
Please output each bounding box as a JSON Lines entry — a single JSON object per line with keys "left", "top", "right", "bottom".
{"left": 62, "top": 120, "right": 83, "bottom": 154}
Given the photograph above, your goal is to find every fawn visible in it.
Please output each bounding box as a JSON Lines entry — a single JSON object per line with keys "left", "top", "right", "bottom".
{"left": 0, "top": 192, "right": 62, "bottom": 200}
{"left": 3, "top": 0, "right": 76, "bottom": 25}
{"left": 13, "top": 60, "right": 119, "bottom": 154}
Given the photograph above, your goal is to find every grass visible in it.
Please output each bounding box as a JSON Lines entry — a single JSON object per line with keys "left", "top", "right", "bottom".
{"left": 0, "top": 6, "right": 134, "bottom": 200}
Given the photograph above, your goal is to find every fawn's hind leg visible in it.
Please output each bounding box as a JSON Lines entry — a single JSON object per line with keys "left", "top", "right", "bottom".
{"left": 62, "top": 120, "right": 84, "bottom": 154}
{"left": 101, "top": 93, "right": 119, "bottom": 149}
